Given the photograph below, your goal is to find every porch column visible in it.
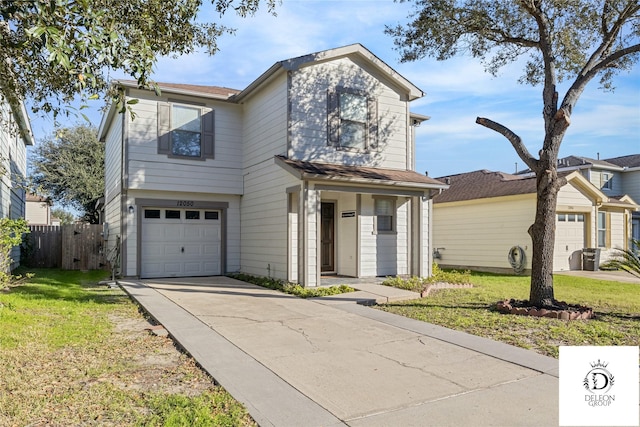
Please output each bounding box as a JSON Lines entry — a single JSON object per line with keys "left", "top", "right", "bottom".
{"left": 299, "top": 183, "right": 320, "bottom": 287}
{"left": 412, "top": 194, "right": 433, "bottom": 278}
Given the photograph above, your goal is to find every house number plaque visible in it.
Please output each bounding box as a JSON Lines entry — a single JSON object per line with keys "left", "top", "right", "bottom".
{"left": 176, "top": 200, "right": 195, "bottom": 207}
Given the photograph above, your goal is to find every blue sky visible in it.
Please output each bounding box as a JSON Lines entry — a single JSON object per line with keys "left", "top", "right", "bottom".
{"left": 29, "top": 0, "right": 640, "bottom": 178}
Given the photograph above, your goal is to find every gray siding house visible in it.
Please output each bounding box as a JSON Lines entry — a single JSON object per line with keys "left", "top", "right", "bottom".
{"left": 99, "top": 44, "right": 447, "bottom": 286}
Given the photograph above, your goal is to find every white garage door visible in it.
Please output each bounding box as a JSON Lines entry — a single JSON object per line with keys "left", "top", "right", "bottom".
{"left": 141, "top": 208, "right": 221, "bottom": 278}
{"left": 554, "top": 212, "right": 585, "bottom": 271}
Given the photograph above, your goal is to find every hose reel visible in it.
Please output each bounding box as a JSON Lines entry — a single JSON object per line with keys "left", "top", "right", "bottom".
{"left": 508, "top": 245, "right": 526, "bottom": 274}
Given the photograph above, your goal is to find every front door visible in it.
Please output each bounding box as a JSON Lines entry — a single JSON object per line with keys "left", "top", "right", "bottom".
{"left": 321, "top": 202, "right": 335, "bottom": 272}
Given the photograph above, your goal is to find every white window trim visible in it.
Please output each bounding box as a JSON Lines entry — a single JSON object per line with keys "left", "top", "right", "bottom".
{"left": 372, "top": 196, "right": 396, "bottom": 235}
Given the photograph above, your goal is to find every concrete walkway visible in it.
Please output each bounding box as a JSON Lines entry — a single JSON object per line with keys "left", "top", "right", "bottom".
{"left": 119, "top": 277, "right": 559, "bottom": 426}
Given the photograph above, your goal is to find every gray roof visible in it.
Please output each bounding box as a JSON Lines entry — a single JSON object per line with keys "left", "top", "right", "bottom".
{"left": 517, "top": 154, "right": 640, "bottom": 175}
{"left": 433, "top": 170, "right": 537, "bottom": 203}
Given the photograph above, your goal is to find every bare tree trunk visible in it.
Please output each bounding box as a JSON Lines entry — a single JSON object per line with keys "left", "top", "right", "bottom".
{"left": 528, "top": 166, "right": 559, "bottom": 307}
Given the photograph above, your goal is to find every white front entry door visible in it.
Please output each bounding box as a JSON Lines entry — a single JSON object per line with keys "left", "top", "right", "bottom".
{"left": 141, "top": 208, "right": 221, "bottom": 278}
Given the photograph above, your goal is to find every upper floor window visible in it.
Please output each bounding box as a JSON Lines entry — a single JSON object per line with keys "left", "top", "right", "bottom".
{"left": 157, "top": 102, "right": 215, "bottom": 159}
{"left": 601, "top": 172, "right": 613, "bottom": 190}
{"left": 328, "top": 88, "right": 377, "bottom": 151}
{"left": 172, "top": 105, "right": 202, "bottom": 157}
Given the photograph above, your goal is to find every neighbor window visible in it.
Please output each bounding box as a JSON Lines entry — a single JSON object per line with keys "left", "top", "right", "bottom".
{"left": 601, "top": 172, "right": 613, "bottom": 190}
{"left": 597, "top": 211, "right": 607, "bottom": 248}
{"left": 157, "top": 102, "right": 215, "bottom": 159}
{"left": 374, "top": 197, "right": 395, "bottom": 233}
{"left": 328, "top": 89, "right": 377, "bottom": 150}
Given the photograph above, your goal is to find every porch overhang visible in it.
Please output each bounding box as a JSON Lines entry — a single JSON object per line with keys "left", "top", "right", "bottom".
{"left": 275, "top": 155, "right": 449, "bottom": 196}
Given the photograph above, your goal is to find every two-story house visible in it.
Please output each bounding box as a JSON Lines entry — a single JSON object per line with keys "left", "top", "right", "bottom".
{"left": 432, "top": 155, "right": 639, "bottom": 274}
{"left": 99, "top": 44, "right": 448, "bottom": 285}
{"left": 550, "top": 155, "right": 640, "bottom": 245}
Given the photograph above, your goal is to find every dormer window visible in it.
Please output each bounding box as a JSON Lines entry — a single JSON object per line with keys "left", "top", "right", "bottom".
{"left": 328, "top": 88, "right": 378, "bottom": 151}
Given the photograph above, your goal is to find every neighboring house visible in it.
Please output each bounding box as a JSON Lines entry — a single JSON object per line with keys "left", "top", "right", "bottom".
{"left": 432, "top": 169, "right": 638, "bottom": 273}
{"left": 525, "top": 155, "right": 640, "bottom": 247}
{"left": 25, "top": 193, "right": 53, "bottom": 225}
{"left": 0, "top": 93, "right": 33, "bottom": 269}
{"left": 99, "top": 44, "right": 448, "bottom": 285}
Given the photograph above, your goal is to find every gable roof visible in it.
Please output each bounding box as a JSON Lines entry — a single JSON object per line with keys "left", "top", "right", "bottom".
{"left": 433, "top": 170, "right": 538, "bottom": 203}
{"left": 275, "top": 155, "right": 448, "bottom": 191}
{"left": 235, "top": 43, "right": 424, "bottom": 102}
{"left": 433, "top": 169, "right": 616, "bottom": 205}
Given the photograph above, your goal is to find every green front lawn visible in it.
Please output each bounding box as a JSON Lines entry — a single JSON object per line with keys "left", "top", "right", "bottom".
{"left": 0, "top": 269, "right": 255, "bottom": 426}
{"left": 377, "top": 272, "right": 640, "bottom": 358}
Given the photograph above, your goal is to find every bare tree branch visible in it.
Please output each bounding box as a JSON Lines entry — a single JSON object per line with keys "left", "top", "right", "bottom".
{"left": 476, "top": 117, "right": 538, "bottom": 171}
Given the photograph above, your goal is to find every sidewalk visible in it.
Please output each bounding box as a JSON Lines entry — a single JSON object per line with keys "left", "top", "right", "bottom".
{"left": 119, "top": 277, "right": 559, "bottom": 426}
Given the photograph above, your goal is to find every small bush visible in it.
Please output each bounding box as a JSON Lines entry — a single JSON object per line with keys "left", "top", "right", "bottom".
{"left": 381, "top": 263, "right": 471, "bottom": 293}
{"left": 227, "top": 273, "right": 354, "bottom": 298}
{"left": 428, "top": 263, "right": 471, "bottom": 285}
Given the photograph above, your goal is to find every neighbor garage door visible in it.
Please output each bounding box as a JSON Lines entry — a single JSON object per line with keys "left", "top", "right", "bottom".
{"left": 141, "top": 208, "right": 222, "bottom": 278}
{"left": 554, "top": 212, "right": 585, "bottom": 271}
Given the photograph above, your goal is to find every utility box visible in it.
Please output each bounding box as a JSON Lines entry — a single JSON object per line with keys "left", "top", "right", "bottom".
{"left": 582, "top": 248, "right": 601, "bottom": 271}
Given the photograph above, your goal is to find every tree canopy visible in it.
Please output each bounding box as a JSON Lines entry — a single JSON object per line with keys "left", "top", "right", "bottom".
{"left": 388, "top": 0, "right": 640, "bottom": 307}
{"left": 30, "top": 124, "right": 104, "bottom": 224}
{"left": 0, "top": 0, "right": 276, "bottom": 118}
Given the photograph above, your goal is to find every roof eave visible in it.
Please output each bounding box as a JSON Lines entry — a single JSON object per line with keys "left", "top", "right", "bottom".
{"left": 304, "top": 173, "right": 449, "bottom": 190}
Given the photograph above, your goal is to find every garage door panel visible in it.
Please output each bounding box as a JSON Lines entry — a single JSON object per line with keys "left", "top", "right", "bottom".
{"left": 141, "top": 208, "right": 222, "bottom": 278}
{"left": 183, "top": 245, "right": 202, "bottom": 255}
{"left": 554, "top": 213, "right": 585, "bottom": 271}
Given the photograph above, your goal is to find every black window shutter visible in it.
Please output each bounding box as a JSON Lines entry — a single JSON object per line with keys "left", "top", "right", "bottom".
{"left": 327, "top": 90, "right": 340, "bottom": 146}
{"left": 367, "top": 97, "right": 378, "bottom": 150}
{"left": 157, "top": 102, "right": 171, "bottom": 154}
{"left": 202, "top": 108, "right": 215, "bottom": 159}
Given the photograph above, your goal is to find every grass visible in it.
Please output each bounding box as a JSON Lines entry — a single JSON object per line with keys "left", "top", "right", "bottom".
{"left": 377, "top": 271, "right": 640, "bottom": 358}
{"left": 0, "top": 269, "right": 255, "bottom": 426}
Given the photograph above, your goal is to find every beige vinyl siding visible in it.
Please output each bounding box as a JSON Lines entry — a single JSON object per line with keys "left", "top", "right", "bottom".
{"left": 620, "top": 170, "right": 640, "bottom": 203}
{"left": 433, "top": 195, "right": 535, "bottom": 271}
{"left": 288, "top": 57, "right": 409, "bottom": 170}
{"left": 125, "top": 89, "right": 243, "bottom": 195}
{"left": 599, "top": 210, "right": 627, "bottom": 264}
{"left": 26, "top": 202, "right": 50, "bottom": 225}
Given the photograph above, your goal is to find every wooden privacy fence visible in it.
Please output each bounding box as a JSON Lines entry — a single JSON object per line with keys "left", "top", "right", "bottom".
{"left": 25, "top": 224, "right": 108, "bottom": 270}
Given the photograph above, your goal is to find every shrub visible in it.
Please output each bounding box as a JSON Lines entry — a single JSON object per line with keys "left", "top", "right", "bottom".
{"left": 381, "top": 263, "right": 472, "bottom": 293}
{"left": 227, "top": 273, "right": 354, "bottom": 298}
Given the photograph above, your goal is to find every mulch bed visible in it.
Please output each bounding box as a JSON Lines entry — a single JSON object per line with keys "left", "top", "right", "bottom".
{"left": 496, "top": 299, "right": 594, "bottom": 320}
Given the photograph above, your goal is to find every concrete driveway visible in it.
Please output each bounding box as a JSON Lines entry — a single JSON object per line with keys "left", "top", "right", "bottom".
{"left": 120, "top": 276, "right": 560, "bottom": 426}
